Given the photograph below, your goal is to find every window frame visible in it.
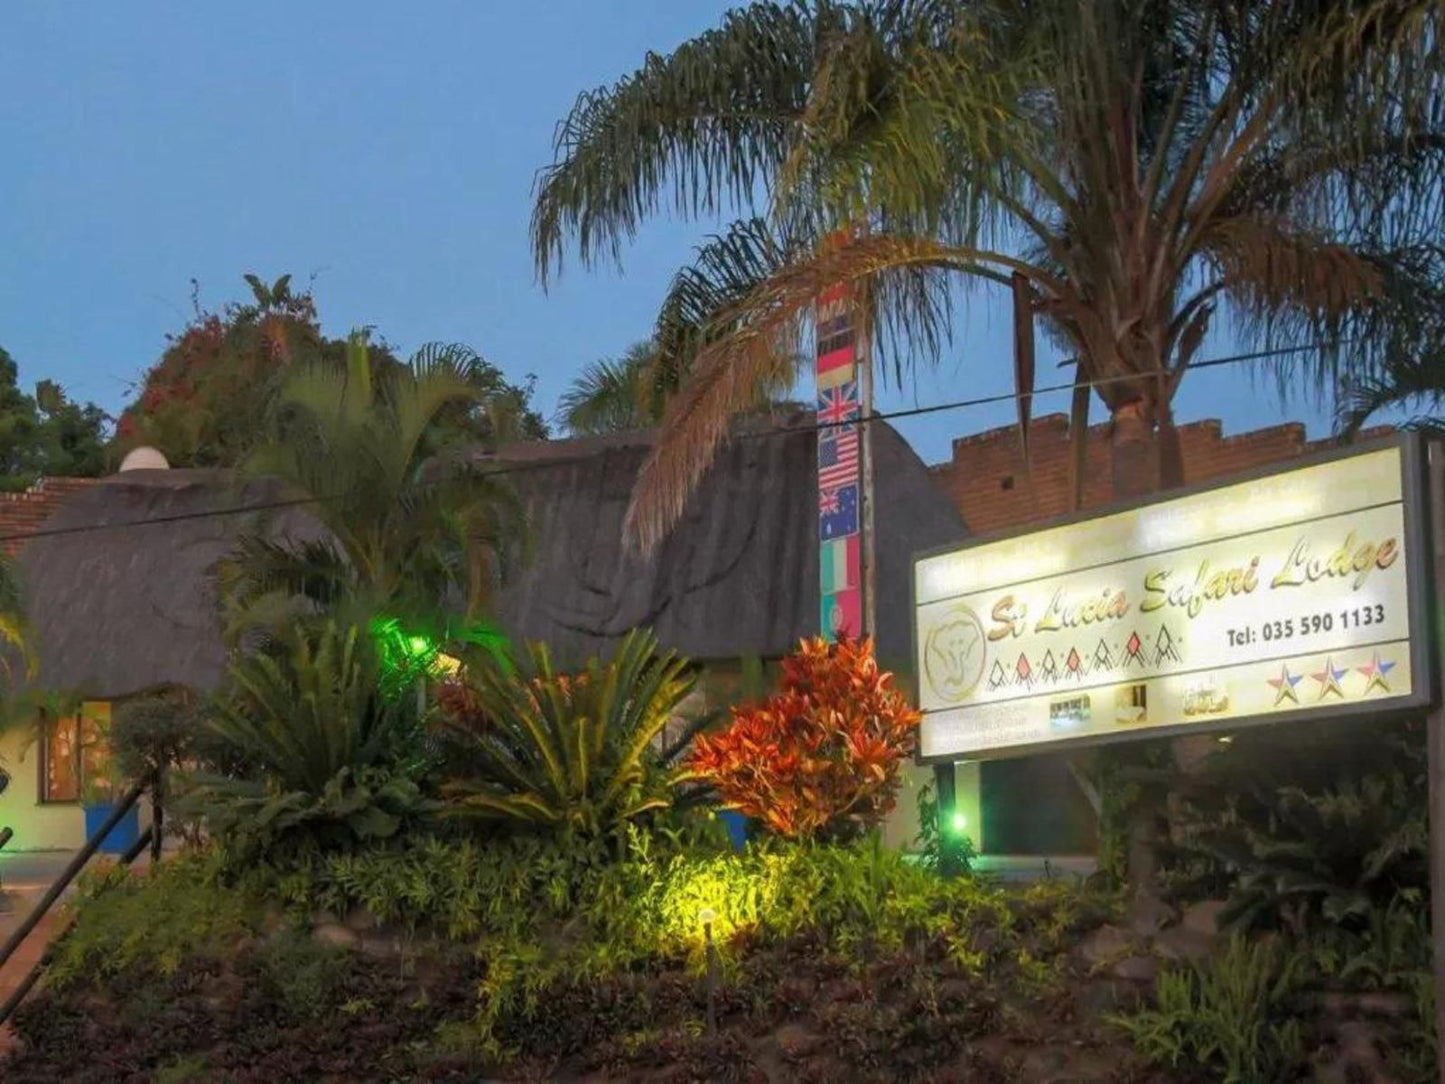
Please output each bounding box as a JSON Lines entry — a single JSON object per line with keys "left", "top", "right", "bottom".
{"left": 35, "top": 702, "right": 110, "bottom": 805}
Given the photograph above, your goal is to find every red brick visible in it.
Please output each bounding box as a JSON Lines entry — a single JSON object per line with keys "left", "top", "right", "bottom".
{"left": 0, "top": 477, "right": 101, "bottom": 556}
{"left": 932, "top": 416, "right": 1395, "bottom": 535}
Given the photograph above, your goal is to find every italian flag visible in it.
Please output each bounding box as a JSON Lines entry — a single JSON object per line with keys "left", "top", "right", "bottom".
{"left": 820, "top": 534, "right": 860, "bottom": 593}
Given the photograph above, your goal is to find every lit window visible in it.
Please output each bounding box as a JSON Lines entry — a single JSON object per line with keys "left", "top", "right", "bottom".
{"left": 38, "top": 702, "right": 110, "bottom": 804}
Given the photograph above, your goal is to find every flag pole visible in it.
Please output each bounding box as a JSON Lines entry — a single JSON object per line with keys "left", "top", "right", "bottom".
{"left": 860, "top": 313, "right": 876, "bottom": 641}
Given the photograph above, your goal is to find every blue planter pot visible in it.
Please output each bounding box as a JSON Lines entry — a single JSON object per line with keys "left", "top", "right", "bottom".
{"left": 717, "top": 810, "right": 750, "bottom": 851}
{"left": 83, "top": 803, "right": 140, "bottom": 855}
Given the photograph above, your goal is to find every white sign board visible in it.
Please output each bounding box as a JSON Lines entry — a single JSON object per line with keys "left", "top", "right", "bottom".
{"left": 914, "top": 440, "right": 1430, "bottom": 760}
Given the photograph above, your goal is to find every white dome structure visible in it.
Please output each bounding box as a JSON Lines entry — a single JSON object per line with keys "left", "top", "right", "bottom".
{"left": 118, "top": 446, "right": 170, "bottom": 472}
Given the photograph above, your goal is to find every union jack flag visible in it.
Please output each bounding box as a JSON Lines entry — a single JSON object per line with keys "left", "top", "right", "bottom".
{"left": 818, "top": 428, "right": 859, "bottom": 491}
{"left": 816, "top": 381, "right": 859, "bottom": 433}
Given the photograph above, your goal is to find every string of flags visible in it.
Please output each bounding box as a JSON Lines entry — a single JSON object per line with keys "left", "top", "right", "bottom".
{"left": 816, "top": 282, "right": 863, "bottom": 640}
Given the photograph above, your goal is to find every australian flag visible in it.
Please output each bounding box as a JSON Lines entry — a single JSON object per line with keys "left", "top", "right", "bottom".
{"left": 820, "top": 483, "right": 860, "bottom": 540}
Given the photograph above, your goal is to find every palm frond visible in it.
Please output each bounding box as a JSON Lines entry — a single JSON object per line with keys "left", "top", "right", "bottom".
{"left": 626, "top": 231, "right": 1047, "bottom": 551}
{"left": 558, "top": 343, "right": 657, "bottom": 435}
{"left": 531, "top": 1, "right": 823, "bottom": 282}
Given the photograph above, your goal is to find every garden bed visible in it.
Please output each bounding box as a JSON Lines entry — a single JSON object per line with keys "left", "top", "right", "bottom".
{"left": 0, "top": 841, "right": 1432, "bottom": 1083}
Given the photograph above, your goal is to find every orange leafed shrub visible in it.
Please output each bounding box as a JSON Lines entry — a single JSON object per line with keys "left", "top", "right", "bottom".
{"left": 689, "top": 637, "right": 921, "bottom": 840}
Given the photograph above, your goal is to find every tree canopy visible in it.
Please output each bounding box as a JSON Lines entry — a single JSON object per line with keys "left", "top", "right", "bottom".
{"left": 533, "top": 0, "right": 1445, "bottom": 548}
{"left": 0, "top": 346, "right": 109, "bottom": 490}
{"left": 118, "top": 275, "right": 546, "bottom": 468}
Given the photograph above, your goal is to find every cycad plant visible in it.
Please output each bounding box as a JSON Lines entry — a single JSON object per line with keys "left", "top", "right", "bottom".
{"left": 217, "top": 333, "right": 525, "bottom": 642}
{"left": 182, "top": 620, "right": 433, "bottom": 861}
{"left": 533, "top": 0, "right": 1444, "bottom": 548}
{"left": 435, "top": 628, "right": 707, "bottom": 839}
{"left": 1173, "top": 722, "right": 1428, "bottom": 938}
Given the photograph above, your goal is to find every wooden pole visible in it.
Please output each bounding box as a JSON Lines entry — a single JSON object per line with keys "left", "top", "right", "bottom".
{"left": 1426, "top": 441, "right": 1445, "bottom": 1083}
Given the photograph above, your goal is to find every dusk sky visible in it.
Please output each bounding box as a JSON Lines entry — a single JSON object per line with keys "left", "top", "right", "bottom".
{"left": 2, "top": 1, "right": 1349, "bottom": 467}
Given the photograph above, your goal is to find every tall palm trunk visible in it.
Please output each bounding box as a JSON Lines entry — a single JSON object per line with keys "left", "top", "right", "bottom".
{"left": 1105, "top": 383, "right": 1203, "bottom": 928}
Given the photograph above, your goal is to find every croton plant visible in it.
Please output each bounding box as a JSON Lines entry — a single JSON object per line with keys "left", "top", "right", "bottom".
{"left": 689, "top": 636, "right": 921, "bottom": 840}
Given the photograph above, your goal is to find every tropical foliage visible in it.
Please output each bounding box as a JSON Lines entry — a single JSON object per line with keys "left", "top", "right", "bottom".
{"left": 217, "top": 333, "right": 527, "bottom": 640}
{"left": 558, "top": 340, "right": 668, "bottom": 435}
{"left": 690, "top": 636, "right": 919, "bottom": 839}
{"left": 118, "top": 274, "right": 546, "bottom": 469}
{"left": 533, "top": 0, "right": 1445, "bottom": 548}
{"left": 181, "top": 620, "right": 432, "bottom": 862}
{"left": 559, "top": 336, "right": 797, "bottom": 436}
{"left": 0, "top": 346, "right": 108, "bottom": 489}
{"left": 109, "top": 692, "right": 199, "bottom": 788}
{"left": 1114, "top": 936, "right": 1307, "bottom": 1083}
{"left": 434, "top": 628, "right": 706, "bottom": 839}
{"left": 1167, "top": 719, "right": 1428, "bottom": 936}
{"left": 116, "top": 274, "right": 323, "bottom": 467}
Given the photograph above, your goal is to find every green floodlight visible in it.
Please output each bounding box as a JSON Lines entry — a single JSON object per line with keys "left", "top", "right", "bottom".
{"left": 949, "top": 811, "right": 968, "bottom": 835}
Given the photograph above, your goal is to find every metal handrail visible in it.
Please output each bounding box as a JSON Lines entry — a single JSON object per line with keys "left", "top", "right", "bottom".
{"left": 0, "top": 778, "right": 148, "bottom": 975}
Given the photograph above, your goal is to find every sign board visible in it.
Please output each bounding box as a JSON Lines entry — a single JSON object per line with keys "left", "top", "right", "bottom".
{"left": 914, "top": 437, "right": 1432, "bottom": 761}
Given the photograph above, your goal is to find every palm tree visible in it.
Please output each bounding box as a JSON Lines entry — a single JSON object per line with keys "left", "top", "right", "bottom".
{"left": 559, "top": 333, "right": 799, "bottom": 436}
{"left": 558, "top": 340, "right": 666, "bottom": 435}
{"left": 532, "top": 0, "right": 1444, "bottom": 549}
{"left": 217, "top": 333, "right": 525, "bottom": 642}
{"left": 1339, "top": 352, "right": 1445, "bottom": 436}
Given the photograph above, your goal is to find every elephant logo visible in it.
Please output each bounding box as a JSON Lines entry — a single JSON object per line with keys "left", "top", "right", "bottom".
{"left": 923, "top": 606, "right": 987, "bottom": 704}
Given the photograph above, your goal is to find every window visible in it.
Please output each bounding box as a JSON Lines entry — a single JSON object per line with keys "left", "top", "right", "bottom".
{"left": 38, "top": 702, "right": 110, "bottom": 804}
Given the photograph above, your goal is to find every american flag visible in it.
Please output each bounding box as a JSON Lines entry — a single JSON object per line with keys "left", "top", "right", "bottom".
{"left": 816, "top": 382, "right": 859, "bottom": 432}
{"left": 818, "top": 428, "right": 859, "bottom": 490}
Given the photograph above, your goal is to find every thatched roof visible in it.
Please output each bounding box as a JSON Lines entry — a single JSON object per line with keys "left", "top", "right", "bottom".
{"left": 491, "top": 413, "right": 965, "bottom": 666}
{"left": 14, "top": 416, "right": 964, "bottom": 696}
{"left": 14, "top": 470, "right": 316, "bottom": 700}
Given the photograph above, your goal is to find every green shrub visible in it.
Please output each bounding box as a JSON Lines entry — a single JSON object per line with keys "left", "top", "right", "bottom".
{"left": 47, "top": 853, "right": 265, "bottom": 987}
{"left": 110, "top": 691, "right": 199, "bottom": 787}
{"left": 1114, "top": 935, "right": 1307, "bottom": 1083}
{"left": 913, "top": 781, "right": 975, "bottom": 875}
{"left": 180, "top": 620, "right": 435, "bottom": 863}
{"left": 249, "top": 929, "right": 355, "bottom": 1023}
{"left": 1168, "top": 719, "right": 1426, "bottom": 936}
{"left": 435, "top": 627, "right": 707, "bottom": 839}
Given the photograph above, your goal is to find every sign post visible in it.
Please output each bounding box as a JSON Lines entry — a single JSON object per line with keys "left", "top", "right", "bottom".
{"left": 1425, "top": 441, "right": 1445, "bottom": 1083}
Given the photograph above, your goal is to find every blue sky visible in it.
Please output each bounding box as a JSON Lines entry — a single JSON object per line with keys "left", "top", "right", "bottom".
{"left": 1, "top": 1, "right": 1343, "bottom": 467}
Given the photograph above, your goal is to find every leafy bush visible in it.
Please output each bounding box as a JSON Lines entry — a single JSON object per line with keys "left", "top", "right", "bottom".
{"left": 180, "top": 620, "right": 433, "bottom": 863}
{"left": 1115, "top": 935, "right": 1307, "bottom": 1083}
{"left": 47, "top": 853, "right": 264, "bottom": 987}
{"left": 110, "top": 691, "right": 199, "bottom": 787}
{"left": 914, "top": 781, "right": 975, "bottom": 875}
{"left": 1169, "top": 719, "right": 1427, "bottom": 936}
{"left": 689, "top": 637, "right": 920, "bottom": 840}
{"left": 435, "top": 628, "right": 705, "bottom": 839}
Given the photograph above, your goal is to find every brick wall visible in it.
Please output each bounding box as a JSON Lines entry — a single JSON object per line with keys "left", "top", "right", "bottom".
{"left": 0, "top": 477, "right": 101, "bottom": 557}
{"left": 930, "top": 415, "right": 1395, "bottom": 535}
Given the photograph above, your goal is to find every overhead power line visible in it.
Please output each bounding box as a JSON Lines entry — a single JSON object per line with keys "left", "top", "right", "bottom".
{"left": 0, "top": 340, "right": 1343, "bottom": 550}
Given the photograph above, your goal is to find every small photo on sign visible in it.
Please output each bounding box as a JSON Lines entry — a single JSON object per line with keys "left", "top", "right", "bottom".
{"left": 1114, "top": 683, "right": 1148, "bottom": 725}
{"left": 1049, "top": 695, "right": 1091, "bottom": 731}
{"left": 1182, "top": 680, "right": 1230, "bottom": 717}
